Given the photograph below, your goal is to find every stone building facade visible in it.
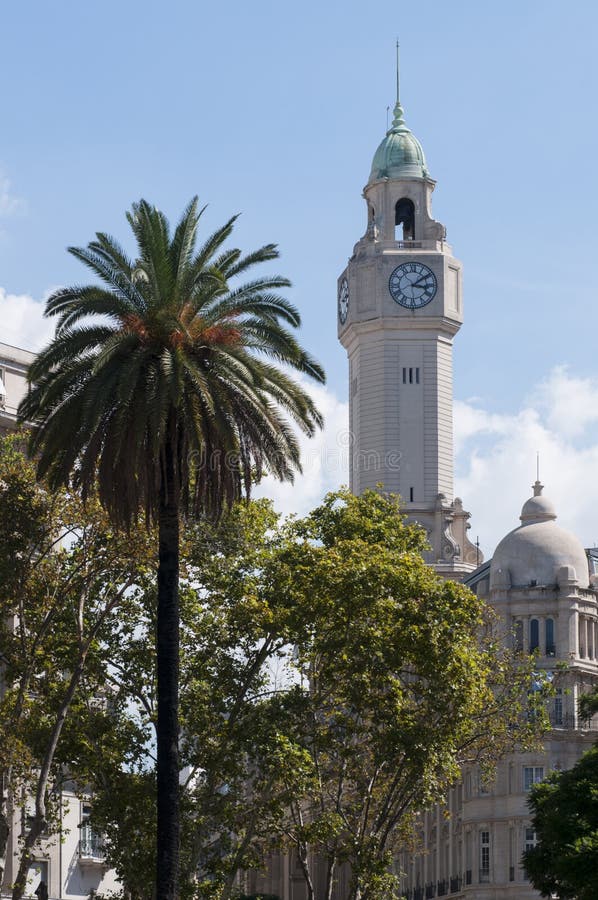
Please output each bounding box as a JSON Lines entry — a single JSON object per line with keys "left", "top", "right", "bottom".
{"left": 396, "top": 483, "right": 598, "bottom": 899}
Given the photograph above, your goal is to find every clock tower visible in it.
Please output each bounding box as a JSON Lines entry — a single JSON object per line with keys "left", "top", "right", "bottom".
{"left": 338, "top": 77, "right": 480, "bottom": 577}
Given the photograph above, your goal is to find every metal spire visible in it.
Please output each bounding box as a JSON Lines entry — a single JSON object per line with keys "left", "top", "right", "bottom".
{"left": 532, "top": 452, "right": 544, "bottom": 497}
{"left": 390, "top": 40, "right": 406, "bottom": 131}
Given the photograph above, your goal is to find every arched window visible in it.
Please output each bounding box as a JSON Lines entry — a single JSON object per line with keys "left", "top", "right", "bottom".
{"left": 553, "top": 688, "right": 563, "bottom": 725}
{"left": 545, "top": 618, "right": 556, "bottom": 656}
{"left": 395, "top": 198, "right": 415, "bottom": 241}
{"left": 530, "top": 619, "right": 539, "bottom": 652}
{"left": 513, "top": 619, "right": 524, "bottom": 652}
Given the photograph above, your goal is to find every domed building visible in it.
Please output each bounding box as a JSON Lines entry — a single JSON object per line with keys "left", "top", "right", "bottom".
{"left": 396, "top": 485, "right": 598, "bottom": 898}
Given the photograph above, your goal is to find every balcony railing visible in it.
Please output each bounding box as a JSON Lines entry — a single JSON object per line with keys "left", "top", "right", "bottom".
{"left": 449, "top": 876, "right": 461, "bottom": 893}
{"left": 79, "top": 826, "right": 104, "bottom": 862}
{"left": 549, "top": 712, "right": 598, "bottom": 731}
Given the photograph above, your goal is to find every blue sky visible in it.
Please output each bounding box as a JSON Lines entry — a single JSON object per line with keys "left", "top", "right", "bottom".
{"left": 2, "top": 0, "right": 598, "bottom": 553}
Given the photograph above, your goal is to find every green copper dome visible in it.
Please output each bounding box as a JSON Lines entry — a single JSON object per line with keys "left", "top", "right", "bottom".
{"left": 368, "top": 100, "right": 429, "bottom": 182}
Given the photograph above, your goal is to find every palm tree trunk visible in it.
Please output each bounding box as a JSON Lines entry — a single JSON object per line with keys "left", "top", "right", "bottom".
{"left": 156, "top": 439, "right": 180, "bottom": 900}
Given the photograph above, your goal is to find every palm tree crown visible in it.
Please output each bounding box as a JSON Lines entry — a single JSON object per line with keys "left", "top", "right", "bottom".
{"left": 20, "top": 197, "right": 325, "bottom": 523}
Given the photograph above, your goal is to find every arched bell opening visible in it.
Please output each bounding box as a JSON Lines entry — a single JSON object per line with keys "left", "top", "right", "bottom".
{"left": 395, "top": 198, "right": 415, "bottom": 242}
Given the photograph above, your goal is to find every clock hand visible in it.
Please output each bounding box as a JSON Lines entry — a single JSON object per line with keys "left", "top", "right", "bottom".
{"left": 412, "top": 276, "right": 433, "bottom": 288}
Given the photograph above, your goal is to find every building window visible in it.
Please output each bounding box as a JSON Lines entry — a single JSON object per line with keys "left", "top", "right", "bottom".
{"left": 523, "top": 827, "right": 538, "bottom": 879}
{"left": 80, "top": 803, "right": 104, "bottom": 861}
{"left": 478, "top": 768, "right": 490, "bottom": 795}
{"left": 529, "top": 619, "right": 539, "bottom": 652}
{"left": 25, "top": 861, "right": 48, "bottom": 898}
{"left": 509, "top": 826, "right": 515, "bottom": 881}
{"left": 479, "top": 831, "right": 490, "bottom": 882}
{"left": 395, "top": 197, "right": 415, "bottom": 242}
{"left": 402, "top": 367, "right": 420, "bottom": 385}
{"left": 553, "top": 689, "right": 563, "bottom": 726}
{"left": 523, "top": 767, "right": 544, "bottom": 792}
{"left": 524, "top": 827, "right": 538, "bottom": 853}
{"left": 545, "top": 618, "right": 556, "bottom": 656}
{"left": 513, "top": 619, "right": 524, "bottom": 652}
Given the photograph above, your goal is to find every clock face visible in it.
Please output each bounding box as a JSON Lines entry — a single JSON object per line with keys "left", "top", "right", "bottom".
{"left": 389, "top": 262, "right": 437, "bottom": 309}
{"left": 338, "top": 277, "right": 349, "bottom": 324}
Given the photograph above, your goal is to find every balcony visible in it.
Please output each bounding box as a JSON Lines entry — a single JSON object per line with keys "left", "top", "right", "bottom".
{"left": 79, "top": 826, "right": 105, "bottom": 865}
{"left": 449, "top": 876, "right": 461, "bottom": 893}
{"left": 549, "top": 712, "right": 598, "bottom": 731}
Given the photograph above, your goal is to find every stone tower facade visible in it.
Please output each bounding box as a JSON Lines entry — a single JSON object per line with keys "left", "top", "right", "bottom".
{"left": 337, "top": 90, "right": 480, "bottom": 577}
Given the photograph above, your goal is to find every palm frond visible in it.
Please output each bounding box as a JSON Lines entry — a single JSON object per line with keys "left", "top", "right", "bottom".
{"left": 18, "top": 197, "right": 324, "bottom": 524}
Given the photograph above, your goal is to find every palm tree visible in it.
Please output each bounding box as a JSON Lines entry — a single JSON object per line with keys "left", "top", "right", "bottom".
{"left": 18, "top": 198, "right": 325, "bottom": 900}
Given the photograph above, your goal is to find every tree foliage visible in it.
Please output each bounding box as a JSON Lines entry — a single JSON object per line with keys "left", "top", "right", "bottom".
{"left": 0, "top": 432, "right": 540, "bottom": 900}
{"left": 0, "top": 433, "right": 155, "bottom": 899}
{"left": 524, "top": 690, "right": 598, "bottom": 900}
{"left": 73, "top": 488, "right": 540, "bottom": 900}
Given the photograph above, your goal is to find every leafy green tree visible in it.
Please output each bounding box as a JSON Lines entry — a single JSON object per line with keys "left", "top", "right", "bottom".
{"left": 523, "top": 690, "right": 598, "bottom": 900}
{"left": 73, "top": 500, "right": 304, "bottom": 900}
{"left": 256, "top": 488, "right": 542, "bottom": 900}
{"left": 71, "top": 490, "right": 540, "bottom": 900}
{"left": 0, "top": 433, "right": 156, "bottom": 900}
{"left": 18, "top": 198, "right": 324, "bottom": 899}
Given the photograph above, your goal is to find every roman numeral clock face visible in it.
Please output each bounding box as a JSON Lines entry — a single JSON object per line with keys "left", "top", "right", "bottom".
{"left": 389, "top": 262, "right": 437, "bottom": 309}
{"left": 338, "top": 277, "right": 349, "bottom": 324}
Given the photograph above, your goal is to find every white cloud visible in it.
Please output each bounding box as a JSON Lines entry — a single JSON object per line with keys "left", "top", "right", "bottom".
{"left": 253, "top": 379, "right": 349, "bottom": 517}
{"left": 455, "top": 366, "right": 598, "bottom": 558}
{"left": 1, "top": 289, "right": 55, "bottom": 352}
{"left": 532, "top": 365, "right": 598, "bottom": 438}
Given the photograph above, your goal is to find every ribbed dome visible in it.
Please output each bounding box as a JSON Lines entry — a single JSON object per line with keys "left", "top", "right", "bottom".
{"left": 490, "top": 483, "right": 589, "bottom": 589}
{"left": 368, "top": 101, "right": 429, "bottom": 183}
